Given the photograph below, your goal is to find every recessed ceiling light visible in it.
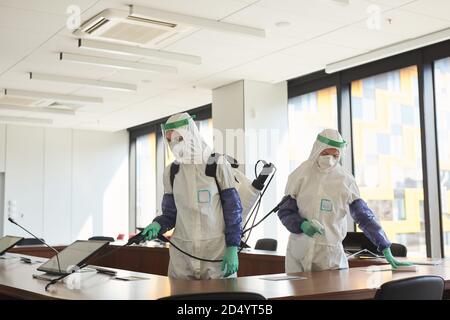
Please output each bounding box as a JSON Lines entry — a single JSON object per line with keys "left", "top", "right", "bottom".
{"left": 325, "top": 27, "right": 450, "bottom": 73}
{"left": 0, "top": 115, "right": 53, "bottom": 125}
{"left": 60, "top": 52, "right": 177, "bottom": 74}
{"left": 78, "top": 39, "right": 202, "bottom": 65}
{"left": 0, "top": 104, "right": 76, "bottom": 115}
{"left": 275, "top": 21, "right": 291, "bottom": 28}
{"left": 4, "top": 88, "right": 102, "bottom": 104}
{"left": 30, "top": 72, "right": 137, "bottom": 92}
{"left": 331, "top": 0, "right": 350, "bottom": 5}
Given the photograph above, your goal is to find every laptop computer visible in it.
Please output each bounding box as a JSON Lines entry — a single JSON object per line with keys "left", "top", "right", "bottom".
{"left": 36, "top": 240, "right": 109, "bottom": 275}
{"left": 0, "top": 235, "right": 24, "bottom": 256}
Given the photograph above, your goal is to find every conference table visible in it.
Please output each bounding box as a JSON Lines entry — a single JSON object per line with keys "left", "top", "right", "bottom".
{"left": 1, "top": 243, "right": 448, "bottom": 300}
{"left": 8, "top": 242, "right": 390, "bottom": 276}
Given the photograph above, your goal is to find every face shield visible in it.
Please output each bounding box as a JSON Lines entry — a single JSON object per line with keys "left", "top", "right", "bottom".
{"left": 162, "top": 113, "right": 210, "bottom": 164}
{"left": 307, "top": 129, "right": 347, "bottom": 171}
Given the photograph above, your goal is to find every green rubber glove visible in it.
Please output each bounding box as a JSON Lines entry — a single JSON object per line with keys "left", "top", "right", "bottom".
{"left": 221, "top": 246, "right": 239, "bottom": 277}
{"left": 142, "top": 222, "right": 161, "bottom": 241}
{"left": 383, "top": 247, "right": 413, "bottom": 269}
{"left": 300, "top": 220, "right": 324, "bottom": 238}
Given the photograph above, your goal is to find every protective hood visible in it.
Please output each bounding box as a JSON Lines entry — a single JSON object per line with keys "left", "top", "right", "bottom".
{"left": 162, "top": 112, "right": 212, "bottom": 164}
{"left": 307, "top": 129, "right": 347, "bottom": 173}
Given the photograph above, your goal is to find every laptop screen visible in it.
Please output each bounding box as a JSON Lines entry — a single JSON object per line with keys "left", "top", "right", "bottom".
{"left": 37, "top": 240, "right": 109, "bottom": 275}
{"left": 0, "top": 235, "right": 24, "bottom": 255}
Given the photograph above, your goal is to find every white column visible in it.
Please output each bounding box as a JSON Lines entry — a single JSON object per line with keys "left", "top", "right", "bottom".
{"left": 212, "top": 80, "right": 289, "bottom": 249}
{"left": 0, "top": 124, "right": 5, "bottom": 172}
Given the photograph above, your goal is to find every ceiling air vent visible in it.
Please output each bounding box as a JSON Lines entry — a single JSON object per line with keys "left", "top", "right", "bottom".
{"left": 74, "top": 8, "right": 192, "bottom": 47}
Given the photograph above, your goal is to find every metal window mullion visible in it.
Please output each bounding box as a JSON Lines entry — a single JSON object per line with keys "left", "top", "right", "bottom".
{"left": 338, "top": 79, "right": 355, "bottom": 232}
{"left": 418, "top": 61, "right": 443, "bottom": 258}
{"left": 129, "top": 138, "right": 137, "bottom": 234}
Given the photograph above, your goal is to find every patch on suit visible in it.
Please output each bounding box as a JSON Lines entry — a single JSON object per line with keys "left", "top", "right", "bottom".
{"left": 197, "top": 189, "right": 212, "bottom": 204}
{"left": 320, "top": 198, "right": 333, "bottom": 212}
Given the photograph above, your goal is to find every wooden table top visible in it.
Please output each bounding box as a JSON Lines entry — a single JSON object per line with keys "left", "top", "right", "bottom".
{"left": 1, "top": 253, "right": 449, "bottom": 300}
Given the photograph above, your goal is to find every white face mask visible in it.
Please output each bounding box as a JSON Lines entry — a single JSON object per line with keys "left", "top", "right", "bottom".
{"left": 317, "top": 155, "right": 338, "bottom": 170}
{"left": 170, "top": 140, "right": 189, "bottom": 161}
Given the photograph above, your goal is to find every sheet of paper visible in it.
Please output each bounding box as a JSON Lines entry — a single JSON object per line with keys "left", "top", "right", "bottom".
{"left": 260, "top": 275, "right": 307, "bottom": 281}
{"left": 361, "top": 266, "right": 393, "bottom": 272}
{"left": 114, "top": 275, "right": 151, "bottom": 281}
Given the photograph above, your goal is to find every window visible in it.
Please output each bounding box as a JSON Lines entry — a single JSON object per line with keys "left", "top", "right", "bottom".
{"left": 136, "top": 132, "right": 157, "bottom": 229}
{"left": 434, "top": 57, "right": 450, "bottom": 257}
{"left": 351, "top": 66, "right": 426, "bottom": 257}
{"left": 288, "top": 86, "right": 338, "bottom": 170}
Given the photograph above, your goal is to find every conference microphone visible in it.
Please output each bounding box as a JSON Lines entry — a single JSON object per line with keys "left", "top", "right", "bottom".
{"left": 8, "top": 217, "right": 62, "bottom": 274}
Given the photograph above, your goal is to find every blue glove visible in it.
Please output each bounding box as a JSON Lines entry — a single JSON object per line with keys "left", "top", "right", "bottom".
{"left": 383, "top": 247, "right": 413, "bottom": 269}
{"left": 221, "top": 246, "right": 239, "bottom": 277}
{"left": 142, "top": 222, "right": 161, "bottom": 241}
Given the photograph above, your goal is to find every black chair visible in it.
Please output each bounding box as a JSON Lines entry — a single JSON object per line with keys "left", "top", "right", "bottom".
{"left": 88, "top": 236, "right": 115, "bottom": 242}
{"left": 390, "top": 243, "right": 407, "bottom": 257}
{"left": 374, "top": 276, "right": 444, "bottom": 300}
{"left": 16, "top": 238, "right": 45, "bottom": 246}
{"left": 159, "top": 292, "right": 266, "bottom": 300}
{"left": 254, "top": 238, "right": 277, "bottom": 251}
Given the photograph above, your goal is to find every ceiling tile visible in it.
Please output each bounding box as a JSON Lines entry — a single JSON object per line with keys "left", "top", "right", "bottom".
{"left": 0, "top": 6, "right": 66, "bottom": 34}
{"left": 0, "top": 0, "right": 98, "bottom": 16}
{"left": 352, "top": 7, "right": 450, "bottom": 38}
{"left": 401, "top": 0, "right": 450, "bottom": 22}
{"left": 317, "top": 25, "right": 407, "bottom": 50}
{"left": 256, "top": 0, "right": 390, "bottom": 25}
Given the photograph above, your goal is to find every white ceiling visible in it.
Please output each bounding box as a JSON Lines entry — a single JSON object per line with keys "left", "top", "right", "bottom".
{"left": 0, "top": 0, "right": 449, "bottom": 131}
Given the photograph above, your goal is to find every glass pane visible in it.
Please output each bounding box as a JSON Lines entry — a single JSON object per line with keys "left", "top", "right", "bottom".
{"left": 197, "top": 118, "right": 214, "bottom": 149}
{"left": 136, "top": 132, "right": 156, "bottom": 229}
{"left": 288, "top": 86, "right": 338, "bottom": 170}
{"left": 351, "top": 65, "right": 426, "bottom": 257}
{"left": 434, "top": 57, "right": 450, "bottom": 257}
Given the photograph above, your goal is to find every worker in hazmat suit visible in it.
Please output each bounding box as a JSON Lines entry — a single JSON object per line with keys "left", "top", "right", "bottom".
{"left": 278, "top": 128, "right": 412, "bottom": 272}
{"left": 141, "top": 112, "right": 243, "bottom": 279}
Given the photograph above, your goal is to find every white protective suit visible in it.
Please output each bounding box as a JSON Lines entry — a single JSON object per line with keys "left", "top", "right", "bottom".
{"left": 285, "top": 129, "right": 360, "bottom": 273}
{"left": 160, "top": 113, "right": 240, "bottom": 279}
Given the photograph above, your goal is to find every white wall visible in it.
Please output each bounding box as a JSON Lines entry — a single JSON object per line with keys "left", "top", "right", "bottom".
{"left": 72, "top": 130, "right": 128, "bottom": 242}
{"left": 212, "top": 80, "right": 289, "bottom": 250}
{"left": 44, "top": 128, "right": 72, "bottom": 244}
{"left": 0, "top": 124, "right": 6, "bottom": 235}
{"left": 0, "top": 124, "right": 5, "bottom": 172}
{"left": 212, "top": 81, "right": 245, "bottom": 163}
{"left": 243, "top": 80, "right": 289, "bottom": 248}
{"left": 2, "top": 125, "right": 129, "bottom": 245}
{"left": 5, "top": 126, "right": 45, "bottom": 237}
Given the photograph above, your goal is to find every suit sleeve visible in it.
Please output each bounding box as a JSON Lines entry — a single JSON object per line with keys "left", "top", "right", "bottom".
{"left": 349, "top": 198, "right": 391, "bottom": 252}
{"left": 216, "top": 158, "right": 242, "bottom": 247}
{"left": 153, "top": 165, "right": 177, "bottom": 233}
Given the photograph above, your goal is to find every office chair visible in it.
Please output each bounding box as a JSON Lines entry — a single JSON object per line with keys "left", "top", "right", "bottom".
{"left": 390, "top": 243, "right": 407, "bottom": 257}
{"left": 88, "top": 236, "right": 115, "bottom": 242}
{"left": 159, "top": 292, "right": 266, "bottom": 300}
{"left": 16, "top": 238, "right": 45, "bottom": 246}
{"left": 374, "top": 276, "right": 444, "bottom": 300}
{"left": 254, "top": 238, "right": 278, "bottom": 251}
